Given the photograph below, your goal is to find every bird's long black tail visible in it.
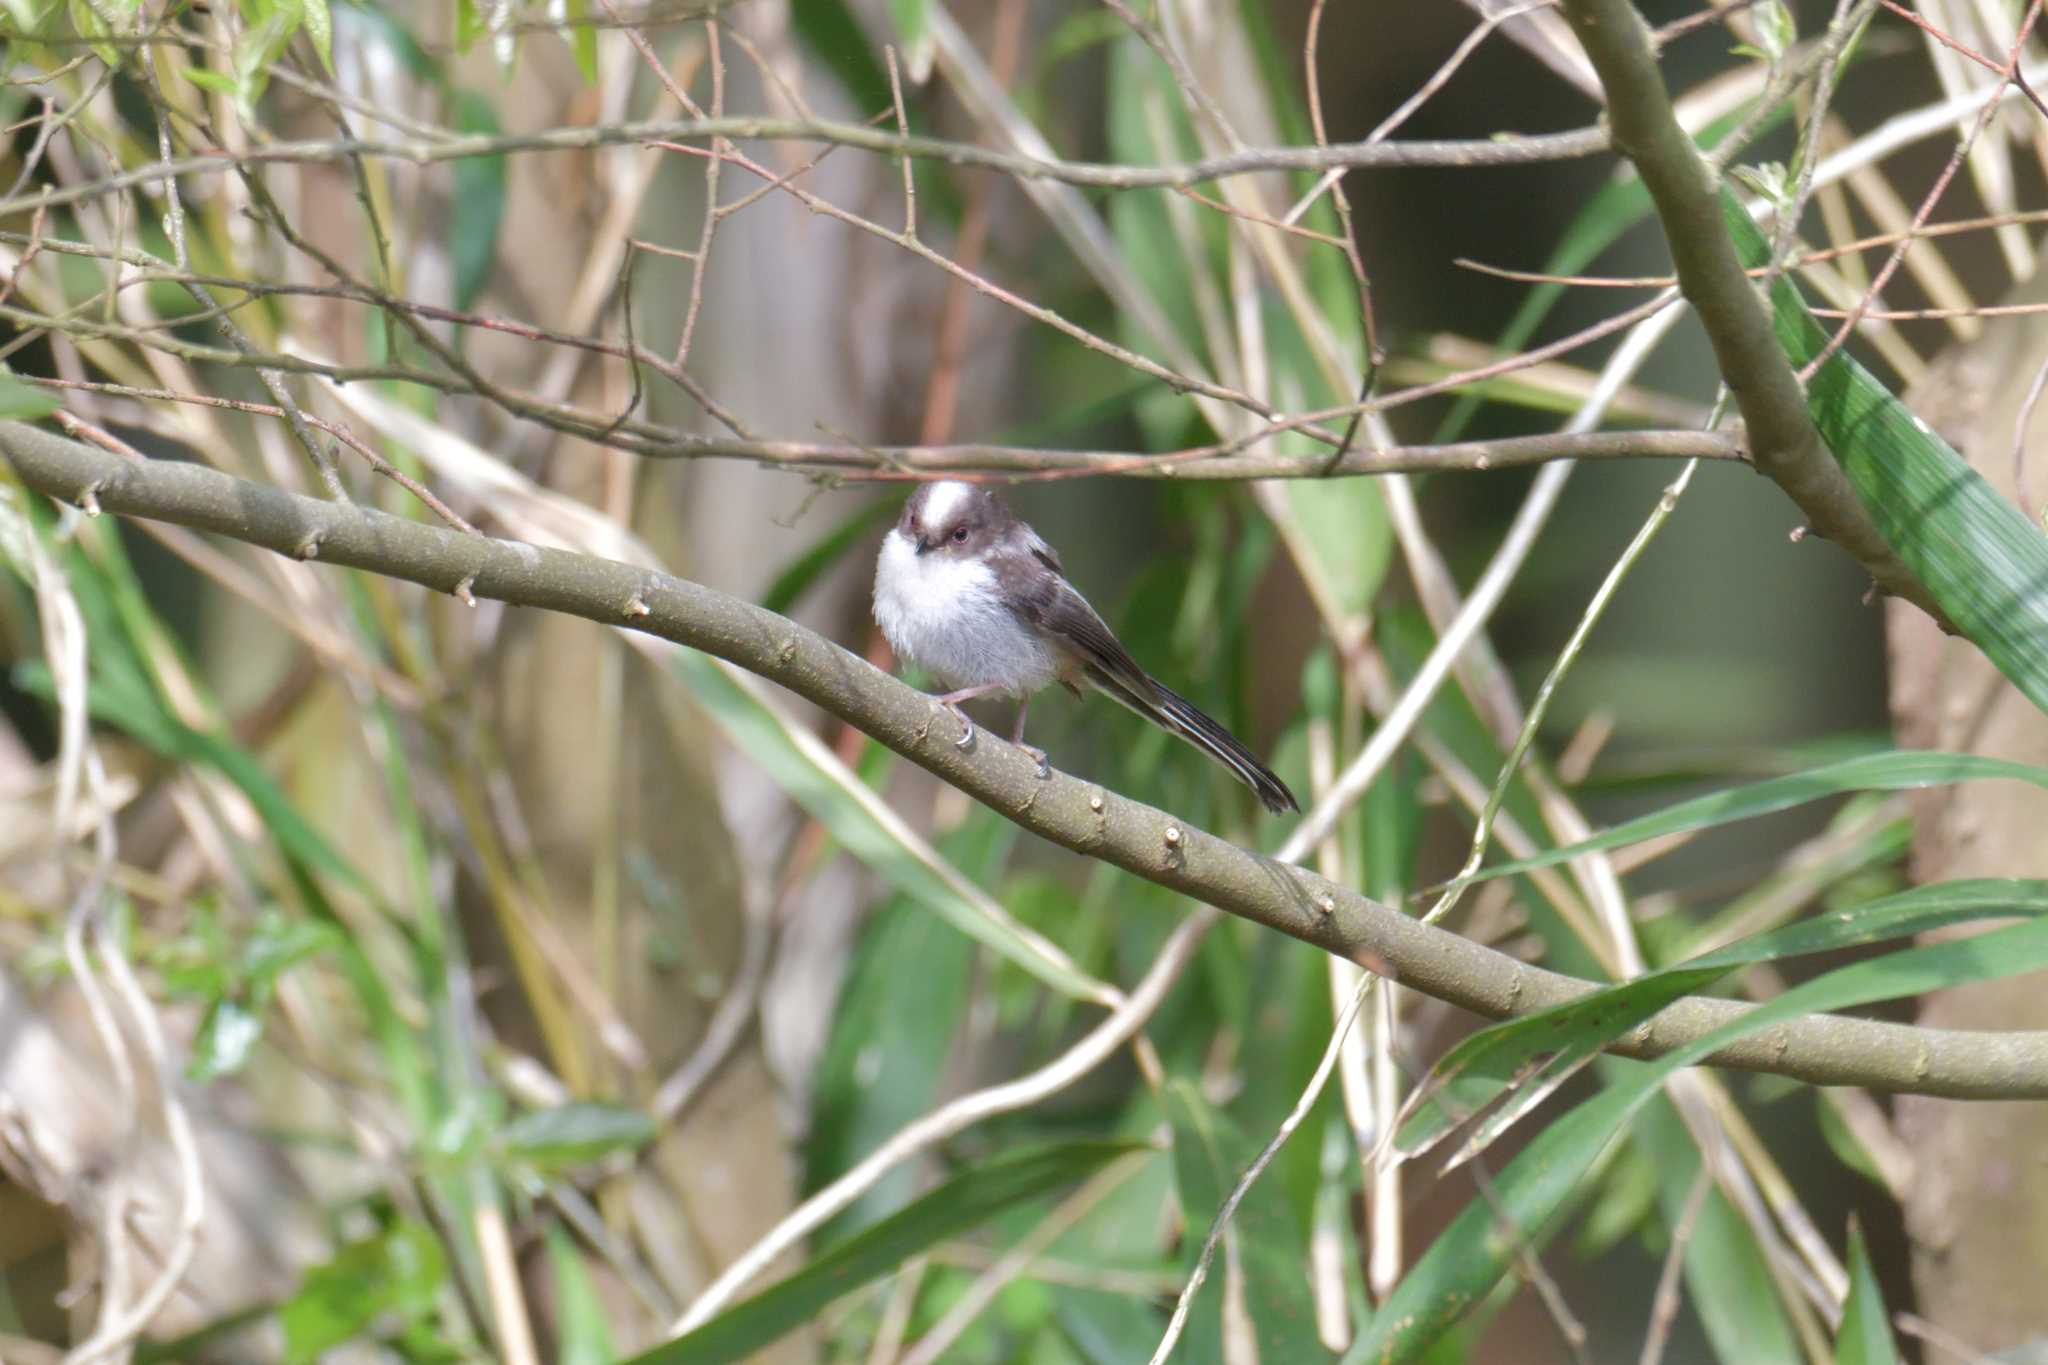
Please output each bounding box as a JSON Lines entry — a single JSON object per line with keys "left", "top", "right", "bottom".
{"left": 1084, "top": 665, "right": 1299, "bottom": 814}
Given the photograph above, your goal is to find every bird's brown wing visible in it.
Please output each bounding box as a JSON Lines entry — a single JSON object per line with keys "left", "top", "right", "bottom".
{"left": 996, "top": 544, "right": 1156, "bottom": 698}
{"left": 996, "top": 539, "right": 1298, "bottom": 813}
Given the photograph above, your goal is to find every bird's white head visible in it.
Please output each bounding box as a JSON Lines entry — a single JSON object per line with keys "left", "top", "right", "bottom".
{"left": 894, "top": 480, "right": 1012, "bottom": 559}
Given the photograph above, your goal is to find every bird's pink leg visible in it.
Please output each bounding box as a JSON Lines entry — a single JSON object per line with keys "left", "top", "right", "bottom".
{"left": 935, "top": 683, "right": 1008, "bottom": 750}
{"left": 1010, "top": 698, "right": 1050, "bottom": 777}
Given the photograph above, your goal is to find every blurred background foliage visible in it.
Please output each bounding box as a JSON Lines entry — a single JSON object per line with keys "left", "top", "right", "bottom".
{"left": 2, "top": 0, "right": 2046, "bottom": 1361}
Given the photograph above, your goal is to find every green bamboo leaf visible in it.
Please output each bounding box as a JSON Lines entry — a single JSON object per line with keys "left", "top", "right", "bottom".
{"left": 1726, "top": 194, "right": 2048, "bottom": 720}
{"left": 453, "top": 0, "right": 484, "bottom": 51}
{"left": 1286, "top": 476, "right": 1392, "bottom": 618}
{"left": 545, "top": 1224, "right": 616, "bottom": 1365}
{"left": 561, "top": 0, "right": 596, "bottom": 82}
{"left": 790, "top": 0, "right": 892, "bottom": 113}
{"left": 804, "top": 889, "right": 976, "bottom": 1235}
{"left": 1635, "top": 1095, "right": 1801, "bottom": 1363}
{"left": 1572, "top": 1134, "right": 1658, "bottom": 1259}
{"left": 668, "top": 650, "right": 1113, "bottom": 1004}
{"left": 1394, "top": 961, "right": 1723, "bottom": 1162}
{"left": 188, "top": 997, "right": 263, "bottom": 1082}
{"left": 1055, "top": 1292, "right": 1168, "bottom": 1363}
{"left": 0, "top": 376, "right": 59, "bottom": 420}
{"left": 761, "top": 495, "right": 898, "bottom": 616}
{"left": 65, "top": 0, "right": 118, "bottom": 66}
{"left": 1815, "top": 1091, "right": 1888, "bottom": 1189}
{"left": 282, "top": 1219, "right": 446, "bottom": 1364}
{"left": 243, "top": 915, "right": 338, "bottom": 985}
{"left": 1164, "top": 1082, "right": 1331, "bottom": 1364}
{"left": 626, "top": 1140, "right": 1144, "bottom": 1365}
{"left": 231, "top": 8, "right": 299, "bottom": 110}
{"left": 1397, "top": 879, "right": 2048, "bottom": 1160}
{"left": 1835, "top": 1220, "right": 1898, "bottom": 1365}
{"left": 1358, "top": 912, "right": 2048, "bottom": 1361}
{"left": 885, "top": 0, "right": 933, "bottom": 81}
{"left": 449, "top": 91, "right": 507, "bottom": 310}
{"left": 495, "top": 1103, "right": 656, "bottom": 1172}
{"left": 302, "top": 0, "right": 333, "bottom": 71}
{"left": 1471, "top": 750, "right": 2048, "bottom": 884}
{"left": 1437, "top": 101, "right": 1796, "bottom": 443}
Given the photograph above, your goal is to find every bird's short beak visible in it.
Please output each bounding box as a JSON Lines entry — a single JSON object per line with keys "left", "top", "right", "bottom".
{"left": 913, "top": 536, "right": 930, "bottom": 556}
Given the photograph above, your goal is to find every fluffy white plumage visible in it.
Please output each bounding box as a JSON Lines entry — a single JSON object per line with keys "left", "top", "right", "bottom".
{"left": 872, "top": 526, "right": 1059, "bottom": 696}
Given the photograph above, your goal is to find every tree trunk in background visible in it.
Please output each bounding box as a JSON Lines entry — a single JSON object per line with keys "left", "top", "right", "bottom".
{"left": 1888, "top": 264, "right": 2048, "bottom": 1345}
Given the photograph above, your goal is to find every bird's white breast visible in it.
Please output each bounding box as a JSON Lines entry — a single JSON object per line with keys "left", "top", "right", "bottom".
{"left": 873, "top": 529, "right": 1058, "bottom": 695}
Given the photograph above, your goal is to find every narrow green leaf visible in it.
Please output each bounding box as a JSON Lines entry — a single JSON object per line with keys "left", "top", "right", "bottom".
{"left": 626, "top": 1141, "right": 1144, "bottom": 1365}
{"left": 181, "top": 67, "right": 241, "bottom": 97}
{"left": 495, "top": 1102, "right": 656, "bottom": 1172}
{"left": 1835, "top": 1220, "right": 1898, "bottom": 1365}
{"left": 1163, "top": 1082, "right": 1331, "bottom": 1364}
{"left": 1814, "top": 1091, "right": 1887, "bottom": 1189}
{"left": 1755, "top": 0, "right": 1796, "bottom": 60}
{"left": 1472, "top": 750, "right": 2048, "bottom": 884}
{"left": 545, "top": 1224, "right": 617, "bottom": 1365}
{"left": 0, "top": 376, "right": 60, "bottom": 420}
{"left": 65, "top": 0, "right": 118, "bottom": 66}
{"left": 762, "top": 495, "right": 899, "bottom": 616}
{"left": 1635, "top": 1096, "right": 1801, "bottom": 1364}
{"left": 1684, "top": 877, "right": 2048, "bottom": 969}
{"left": 282, "top": 1219, "right": 446, "bottom": 1364}
{"left": 1358, "top": 913, "right": 2048, "bottom": 1361}
{"left": 448, "top": 91, "right": 507, "bottom": 310}
{"left": 1436, "top": 100, "right": 1795, "bottom": 443}
{"left": 1285, "top": 477, "right": 1392, "bottom": 618}
{"left": 232, "top": 10, "right": 299, "bottom": 109}
{"left": 243, "top": 915, "right": 339, "bottom": 986}
{"left": 668, "top": 650, "right": 1111, "bottom": 1003}
{"left": 886, "top": 0, "right": 933, "bottom": 81}
{"left": 790, "top": 0, "right": 892, "bottom": 113}
{"left": 188, "top": 997, "right": 263, "bottom": 1081}
{"left": 1572, "top": 1135, "right": 1658, "bottom": 1259}
{"left": 1393, "top": 963, "right": 1723, "bottom": 1161}
{"left": 1053, "top": 1289, "right": 1167, "bottom": 1365}
{"left": 1727, "top": 194, "right": 2048, "bottom": 722}
{"left": 1397, "top": 879, "right": 2048, "bottom": 1159}
{"left": 454, "top": 0, "right": 484, "bottom": 51}
{"left": 804, "top": 891, "right": 975, "bottom": 1234}
{"left": 301, "top": 0, "right": 333, "bottom": 71}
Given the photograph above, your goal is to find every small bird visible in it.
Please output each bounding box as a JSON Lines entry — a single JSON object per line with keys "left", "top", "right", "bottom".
{"left": 872, "top": 480, "right": 1298, "bottom": 814}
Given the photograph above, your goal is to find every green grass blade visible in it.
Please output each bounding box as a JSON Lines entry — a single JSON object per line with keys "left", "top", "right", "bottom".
{"left": 803, "top": 890, "right": 977, "bottom": 1235}
{"left": 761, "top": 496, "right": 898, "bottom": 616}
{"left": 1635, "top": 1095, "right": 1801, "bottom": 1363}
{"left": 669, "top": 650, "right": 1114, "bottom": 1004}
{"left": 1164, "top": 1080, "right": 1330, "bottom": 1364}
{"left": 1397, "top": 878, "right": 2048, "bottom": 1159}
{"left": 1435, "top": 102, "right": 1790, "bottom": 443}
{"left": 1835, "top": 1220, "right": 1897, "bottom": 1365}
{"left": 1471, "top": 750, "right": 2048, "bottom": 884}
{"left": 544, "top": 1224, "right": 616, "bottom": 1365}
{"left": 625, "top": 1140, "right": 1144, "bottom": 1365}
{"left": 1726, "top": 194, "right": 2048, "bottom": 719}
{"left": 1359, "top": 913, "right": 2048, "bottom": 1361}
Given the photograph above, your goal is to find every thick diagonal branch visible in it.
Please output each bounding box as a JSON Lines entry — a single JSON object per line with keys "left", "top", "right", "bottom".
{"left": 4, "top": 421, "right": 2043, "bottom": 1097}
{"left": 1560, "top": 0, "right": 1945, "bottom": 622}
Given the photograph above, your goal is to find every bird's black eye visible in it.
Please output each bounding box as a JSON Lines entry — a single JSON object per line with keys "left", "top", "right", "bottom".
{"left": 951, "top": 526, "right": 969, "bottom": 544}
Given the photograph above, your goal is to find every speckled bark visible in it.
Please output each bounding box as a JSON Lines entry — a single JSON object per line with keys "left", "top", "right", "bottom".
{"left": 1888, "top": 265, "right": 2048, "bottom": 1344}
